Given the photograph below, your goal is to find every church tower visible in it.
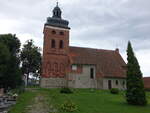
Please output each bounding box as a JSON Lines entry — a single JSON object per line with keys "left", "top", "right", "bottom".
{"left": 41, "top": 3, "right": 70, "bottom": 88}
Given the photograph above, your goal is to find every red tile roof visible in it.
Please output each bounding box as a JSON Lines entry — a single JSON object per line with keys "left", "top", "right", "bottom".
{"left": 69, "top": 46, "right": 126, "bottom": 78}
{"left": 143, "top": 77, "right": 150, "bottom": 89}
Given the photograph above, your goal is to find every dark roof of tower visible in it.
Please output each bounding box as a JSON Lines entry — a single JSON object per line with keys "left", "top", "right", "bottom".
{"left": 45, "top": 3, "right": 70, "bottom": 29}
{"left": 69, "top": 46, "right": 127, "bottom": 78}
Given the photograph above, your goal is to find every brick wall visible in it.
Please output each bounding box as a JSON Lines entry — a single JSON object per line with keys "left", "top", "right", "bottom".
{"left": 41, "top": 25, "right": 70, "bottom": 78}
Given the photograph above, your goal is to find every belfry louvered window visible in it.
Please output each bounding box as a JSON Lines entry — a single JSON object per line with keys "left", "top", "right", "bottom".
{"left": 59, "top": 40, "right": 63, "bottom": 49}
{"left": 51, "top": 39, "right": 55, "bottom": 48}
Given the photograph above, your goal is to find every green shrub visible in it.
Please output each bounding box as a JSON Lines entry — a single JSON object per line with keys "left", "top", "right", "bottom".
{"left": 60, "top": 100, "right": 78, "bottom": 112}
{"left": 110, "top": 88, "right": 119, "bottom": 94}
{"left": 60, "top": 87, "right": 73, "bottom": 94}
{"left": 14, "top": 85, "right": 25, "bottom": 94}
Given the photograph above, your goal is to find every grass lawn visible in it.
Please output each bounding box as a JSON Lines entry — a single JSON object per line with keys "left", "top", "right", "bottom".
{"left": 9, "top": 88, "right": 150, "bottom": 113}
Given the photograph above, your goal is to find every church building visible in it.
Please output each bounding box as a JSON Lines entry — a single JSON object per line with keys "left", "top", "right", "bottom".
{"left": 40, "top": 4, "right": 127, "bottom": 89}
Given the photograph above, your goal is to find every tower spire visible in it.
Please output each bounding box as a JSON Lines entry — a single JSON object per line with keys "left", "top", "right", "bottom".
{"left": 52, "top": 0, "right": 62, "bottom": 18}
{"left": 46, "top": 1, "right": 70, "bottom": 29}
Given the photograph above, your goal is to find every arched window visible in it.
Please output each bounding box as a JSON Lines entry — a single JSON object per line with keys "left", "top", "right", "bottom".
{"left": 52, "top": 30, "right": 56, "bottom": 34}
{"left": 54, "top": 63, "right": 58, "bottom": 72}
{"left": 59, "top": 40, "right": 63, "bottom": 49}
{"left": 60, "top": 63, "right": 65, "bottom": 73}
{"left": 51, "top": 39, "right": 55, "bottom": 48}
{"left": 43, "top": 63, "right": 47, "bottom": 74}
{"left": 47, "top": 62, "right": 51, "bottom": 74}
{"left": 55, "top": 12, "right": 57, "bottom": 16}
{"left": 60, "top": 31, "right": 64, "bottom": 35}
{"left": 57, "top": 11, "right": 59, "bottom": 16}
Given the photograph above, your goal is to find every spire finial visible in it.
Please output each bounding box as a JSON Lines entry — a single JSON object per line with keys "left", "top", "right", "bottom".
{"left": 56, "top": 0, "right": 58, "bottom": 7}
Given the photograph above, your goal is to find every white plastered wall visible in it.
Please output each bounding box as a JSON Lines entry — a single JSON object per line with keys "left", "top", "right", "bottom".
{"left": 68, "top": 65, "right": 97, "bottom": 88}
{"left": 103, "top": 78, "right": 126, "bottom": 90}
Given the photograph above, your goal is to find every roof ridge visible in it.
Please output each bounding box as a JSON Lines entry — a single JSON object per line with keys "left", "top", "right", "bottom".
{"left": 69, "top": 46, "right": 115, "bottom": 52}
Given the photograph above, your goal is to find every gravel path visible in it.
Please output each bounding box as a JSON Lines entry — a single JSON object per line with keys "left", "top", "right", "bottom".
{"left": 26, "top": 93, "right": 57, "bottom": 113}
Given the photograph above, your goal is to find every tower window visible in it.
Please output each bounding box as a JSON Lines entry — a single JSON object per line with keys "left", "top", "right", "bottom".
{"left": 59, "top": 40, "right": 63, "bottom": 49}
{"left": 57, "top": 11, "right": 59, "bottom": 16}
{"left": 55, "top": 12, "right": 57, "bottom": 16}
{"left": 52, "top": 30, "right": 56, "bottom": 34}
{"left": 90, "top": 68, "right": 94, "bottom": 79}
{"left": 60, "top": 31, "right": 64, "bottom": 35}
{"left": 51, "top": 39, "right": 55, "bottom": 48}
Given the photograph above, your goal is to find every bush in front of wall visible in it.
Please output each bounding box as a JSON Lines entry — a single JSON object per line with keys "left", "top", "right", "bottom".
{"left": 110, "top": 88, "right": 119, "bottom": 94}
{"left": 60, "top": 87, "right": 73, "bottom": 94}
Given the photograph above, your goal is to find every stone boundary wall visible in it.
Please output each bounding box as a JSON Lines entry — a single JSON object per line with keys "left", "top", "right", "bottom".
{"left": 40, "top": 78, "right": 66, "bottom": 88}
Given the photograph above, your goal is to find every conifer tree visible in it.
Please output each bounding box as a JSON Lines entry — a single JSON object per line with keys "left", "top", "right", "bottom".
{"left": 126, "top": 41, "right": 147, "bottom": 105}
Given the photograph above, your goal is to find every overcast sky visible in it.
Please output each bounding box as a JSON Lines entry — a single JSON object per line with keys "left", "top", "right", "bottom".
{"left": 0, "top": 0, "right": 150, "bottom": 76}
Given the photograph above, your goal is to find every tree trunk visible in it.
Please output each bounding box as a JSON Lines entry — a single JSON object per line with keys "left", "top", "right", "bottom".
{"left": 26, "top": 73, "right": 29, "bottom": 86}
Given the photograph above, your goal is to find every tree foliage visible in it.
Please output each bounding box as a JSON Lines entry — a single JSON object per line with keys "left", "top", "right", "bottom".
{"left": 0, "top": 34, "right": 20, "bottom": 56}
{"left": 0, "top": 34, "right": 22, "bottom": 89}
{"left": 21, "top": 39, "right": 41, "bottom": 85}
{"left": 0, "top": 43, "right": 10, "bottom": 88}
{"left": 126, "top": 41, "right": 147, "bottom": 105}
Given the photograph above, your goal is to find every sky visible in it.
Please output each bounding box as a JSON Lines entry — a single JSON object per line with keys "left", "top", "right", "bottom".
{"left": 0, "top": 0, "right": 150, "bottom": 76}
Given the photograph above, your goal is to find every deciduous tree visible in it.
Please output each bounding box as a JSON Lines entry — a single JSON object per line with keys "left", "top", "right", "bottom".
{"left": 21, "top": 40, "right": 41, "bottom": 86}
{"left": 0, "top": 34, "right": 22, "bottom": 90}
{"left": 0, "top": 43, "right": 10, "bottom": 88}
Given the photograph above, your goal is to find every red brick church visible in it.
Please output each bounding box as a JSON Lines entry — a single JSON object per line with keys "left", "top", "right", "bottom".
{"left": 40, "top": 3, "right": 126, "bottom": 89}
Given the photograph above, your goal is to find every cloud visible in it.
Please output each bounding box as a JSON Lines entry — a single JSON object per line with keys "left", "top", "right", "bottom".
{"left": 136, "top": 49, "right": 150, "bottom": 77}
{"left": 0, "top": 0, "right": 149, "bottom": 76}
